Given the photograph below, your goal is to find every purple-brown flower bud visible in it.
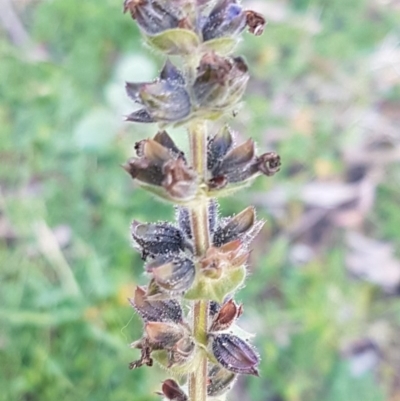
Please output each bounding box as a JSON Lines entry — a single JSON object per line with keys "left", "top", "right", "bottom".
{"left": 128, "top": 286, "right": 183, "bottom": 323}
{"left": 131, "top": 220, "right": 188, "bottom": 259}
{"left": 159, "top": 379, "right": 188, "bottom": 401}
{"left": 213, "top": 206, "right": 264, "bottom": 247}
{"left": 207, "top": 364, "right": 237, "bottom": 396}
{"left": 125, "top": 61, "right": 191, "bottom": 124}
{"left": 145, "top": 255, "right": 196, "bottom": 295}
{"left": 209, "top": 299, "right": 243, "bottom": 332}
{"left": 211, "top": 333, "right": 260, "bottom": 376}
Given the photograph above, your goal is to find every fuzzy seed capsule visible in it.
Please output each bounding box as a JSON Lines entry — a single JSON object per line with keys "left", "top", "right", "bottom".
{"left": 207, "top": 364, "right": 237, "bottom": 396}
{"left": 213, "top": 206, "right": 264, "bottom": 247}
{"left": 146, "top": 255, "right": 196, "bottom": 294}
{"left": 211, "top": 333, "right": 260, "bottom": 376}
{"left": 128, "top": 286, "right": 183, "bottom": 323}
{"left": 131, "top": 221, "right": 187, "bottom": 259}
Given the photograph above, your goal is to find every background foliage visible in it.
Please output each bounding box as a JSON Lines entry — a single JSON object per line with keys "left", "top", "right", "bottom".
{"left": 1, "top": 0, "right": 400, "bottom": 400}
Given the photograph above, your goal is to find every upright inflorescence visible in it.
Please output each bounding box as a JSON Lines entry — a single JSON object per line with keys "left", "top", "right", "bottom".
{"left": 121, "top": 1, "right": 281, "bottom": 400}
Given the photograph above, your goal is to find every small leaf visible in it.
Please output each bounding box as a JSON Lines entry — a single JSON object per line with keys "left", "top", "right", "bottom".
{"left": 146, "top": 28, "right": 200, "bottom": 55}
{"left": 202, "top": 37, "right": 239, "bottom": 55}
{"left": 160, "top": 379, "right": 188, "bottom": 401}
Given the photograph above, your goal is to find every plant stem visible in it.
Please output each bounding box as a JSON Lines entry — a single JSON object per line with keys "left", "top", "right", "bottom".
{"left": 188, "top": 120, "right": 210, "bottom": 401}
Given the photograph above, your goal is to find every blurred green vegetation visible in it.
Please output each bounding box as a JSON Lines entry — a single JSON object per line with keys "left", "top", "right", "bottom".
{"left": 1, "top": 0, "right": 400, "bottom": 401}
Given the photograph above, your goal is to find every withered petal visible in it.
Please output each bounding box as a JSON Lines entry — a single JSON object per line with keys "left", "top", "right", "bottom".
{"left": 209, "top": 299, "right": 241, "bottom": 332}
{"left": 245, "top": 10, "right": 266, "bottom": 36}
{"left": 162, "top": 159, "right": 198, "bottom": 200}
{"left": 161, "top": 379, "right": 188, "bottom": 401}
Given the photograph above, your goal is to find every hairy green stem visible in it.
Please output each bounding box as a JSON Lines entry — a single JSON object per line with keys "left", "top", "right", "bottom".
{"left": 188, "top": 121, "right": 210, "bottom": 401}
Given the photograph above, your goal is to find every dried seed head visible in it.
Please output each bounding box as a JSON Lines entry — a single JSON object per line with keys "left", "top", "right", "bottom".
{"left": 129, "top": 337, "right": 154, "bottom": 369}
{"left": 146, "top": 255, "right": 196, "bottom": 294}
{"left": 206, "top": 127, "right": 281, "bottom": 194}
{"left": 126, "top": 81, "right": 191, "bottom": 124}
{"left": 207, "top": 364, "right": 237, "bottom": 396}
{"left": 214, "top": 138, "right": 255, "bottom": 176}
{"left": 128, "top": 286, "right": 183, "bottom": 323}
{"left": 211, "top": 333, "right": 260, "bottom": 376}
{"left": 123, "top": 0, "right": 182, "bottom": 35}
{"left": 125, "top": 61, "right": 191, "bottom": 124}
{"left": 213, "top": 206, "right": 264, "bottom": 247}
{"left": 162, "top": 159, "right": 198, "bottom": 200}
{"left": 159, "top": 379, "right": 188, "bottom": 401}
{"left": 167, "top": 336, "right": 196, "bottom": 367}
{"left": 209, "top": 299, "right": 242, "bottom": 332}
{"left": 131, "top": 221, "right": 186, "bottom": 259}
{"left": 145, "top": 321, "right": 185, "bottom": 348}
{"left": 125, "top": 132, "right": 197, "bottom": 203}
{"left": 193, "top": 53, "right": 249, "bottom": 113}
